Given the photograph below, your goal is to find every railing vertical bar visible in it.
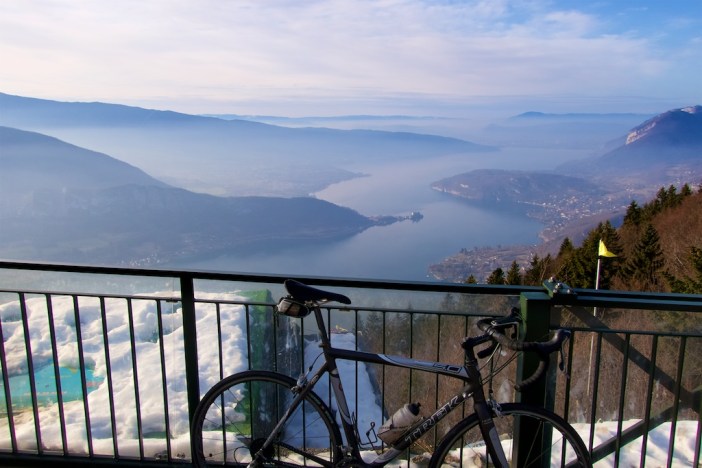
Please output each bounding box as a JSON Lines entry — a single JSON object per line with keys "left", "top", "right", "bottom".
{"left": 45, "top": 294, "right": 68, "bottom": 455}
{"left": 562, "top": 327, "right": 575, "bottom": 419}
{"left": 179, "top": 274, "right": 200, "bottom": 426}
{"left": 299, "top": 312, "right": 305, "bottom": 385}
{"left": 0, "top": 296, "right": 17, "bottom": 453}
{"left": 216, "top": 303, "right": 224, "bottom": 379}
{"left": 244, "top": 302, "right": 252, "bottom": 371}
{"left": 667, "top": 336, "right": 686, "bottom": 468}
{"left": 155, "top": 300, "right": 173, "bottom": 462}
{"left": 408, "top": 310, "right": 415, "bottom": 459}
{"left": 694, "top": 367, "right": 702, "bottom": 467}
{"left": 125, "top": 298, "right": 144, "bottom": 460}
{"left": 381, "top": 310, "right": 387, "bottom": 442}
{"left": 560, "top": 328, "right": 577, "bottom": 463}
{"left": 272, "top": 303, "right": 279, "bottom": 374}
{"left": 434, "top": 313, "right": 441, "bottom": 456}
{"left": 72, "top": 295, "right": 93, "bottom": 457}
{"left": 19, "top": 293, "right": 42, "bottom": 454}
{"left": 98, "top": 296, "right": 119, "bottom": 458}
{"left": 404, "top": 309, "right": 415, "bottom": 465}
{"left": 588, "top": 332, "right": 604, "bottom": 453}
{"left": 455, "top": 313, "right": 470, "bottom": 462}
{"left": 614, "top": 333, "right": 631, "bottom": 467}
{"left": 354, "top": 308, "right": 360, "bottom": 449}
{"left": 72, "top": 294, "right": 95, "bottom": 457}
{"left": 640, "top": 335, "right": 659, "bottom": 468}
{"left": 325, "top": 307, "right": 333, "bottom": 405}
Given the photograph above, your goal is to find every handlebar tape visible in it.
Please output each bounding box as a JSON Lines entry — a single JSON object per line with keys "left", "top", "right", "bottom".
{"left": 477, "top": 317, "right": 570, "bottom": 391}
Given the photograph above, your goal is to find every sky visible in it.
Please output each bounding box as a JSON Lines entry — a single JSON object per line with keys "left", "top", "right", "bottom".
{"left": 1, "top": 0, "right": 701, "bottom": 117}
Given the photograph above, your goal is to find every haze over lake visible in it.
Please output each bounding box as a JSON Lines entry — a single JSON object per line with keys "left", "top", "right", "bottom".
{"left": 176, "top": 149, "right": 585, "bottom": 281}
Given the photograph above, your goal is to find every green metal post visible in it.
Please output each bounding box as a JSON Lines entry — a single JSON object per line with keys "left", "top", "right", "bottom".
{"left": 518, "top": 291, "right": 554, "bottom": 408}
{"left": 514, "top": 290, "right": 554, "bottom": 467}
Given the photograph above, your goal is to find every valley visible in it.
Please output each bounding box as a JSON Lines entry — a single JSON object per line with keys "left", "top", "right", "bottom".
{"left": 2, "top": 93, "right": 701, "bottom": 282}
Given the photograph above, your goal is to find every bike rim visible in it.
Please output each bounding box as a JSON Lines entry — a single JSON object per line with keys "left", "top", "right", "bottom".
{"left": 434, "top": 406, "right": 589, "bottom": 467}
{"left": 194, "top": 374, "right": 340, "bottom": 466}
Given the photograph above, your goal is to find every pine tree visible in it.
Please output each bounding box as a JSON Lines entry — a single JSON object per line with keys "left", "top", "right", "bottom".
{"left": 465, "top": 274, "right": 477, "bottom": 284}
{"left": 558, "top": 238, "right": 574, "bottom": 257}
{"left": 624, "top": 200, "right": 642, "bottom": 226}
{"left": 621, "top": 224, "right": 665, "bottom": 291}
{"left": 681, "top": 183, "right": 693, "bottom": 197}
{"left": 486, "top": 267, "right": 505, "bottom": 285}
{"left": 506, "top": 260, "right": 522, "bottom": 285}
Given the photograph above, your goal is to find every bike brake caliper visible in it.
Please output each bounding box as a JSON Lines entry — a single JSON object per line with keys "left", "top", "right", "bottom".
{"left": 488, "top": 399, "right": 503, "bottom": 418}
{"left": 293, "top": 373, "right": 308, "bottom": 394}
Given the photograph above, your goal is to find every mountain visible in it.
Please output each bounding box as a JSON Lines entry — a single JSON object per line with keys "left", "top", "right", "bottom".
{"left": 0, "top": 92, "right": 494, "bottom": 197}
{"left": 562, "top": 105, "right": 702, "bottom": 187}
{"left": 624, "top": 106, "right": 702, "bottom": 146}
{"left": 0, "top": 127, "right": 375, "bottom": 266}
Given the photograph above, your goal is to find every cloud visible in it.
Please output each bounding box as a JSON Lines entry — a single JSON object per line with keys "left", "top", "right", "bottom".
{"left": 0, "top": 0, "right": 698, "bottom": 114}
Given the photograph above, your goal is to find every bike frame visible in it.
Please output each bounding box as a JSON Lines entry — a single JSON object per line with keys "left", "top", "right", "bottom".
{"left": 278, "top": 304, "right": 510, "bottom": 467}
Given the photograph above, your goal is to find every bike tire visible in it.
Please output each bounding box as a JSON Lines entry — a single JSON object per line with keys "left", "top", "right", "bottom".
{"left": 191, "top": 370, "right": 343, "bottom": 467}
{"left": 429, "top": 403, "right": 591, "bottom": 467}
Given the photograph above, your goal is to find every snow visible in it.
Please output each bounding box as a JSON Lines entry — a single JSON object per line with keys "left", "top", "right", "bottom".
{"left": 0, "top": 292, "right": 699, "bottom": 465}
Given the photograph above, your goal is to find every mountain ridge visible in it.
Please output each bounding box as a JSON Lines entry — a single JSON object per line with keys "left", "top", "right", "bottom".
{"left": 0, "top": 92, "right": 494, "bottom": 197}
{"left": 0, "top": 126, "right": 380, "bottom": 266}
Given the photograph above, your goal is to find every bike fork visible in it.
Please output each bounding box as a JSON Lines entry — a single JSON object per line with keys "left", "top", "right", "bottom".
{"left": 474, "top": 400, "right": 510, "bottom": 467}
{"left": 247, "top": 365, "right": 332, "bottom": 467}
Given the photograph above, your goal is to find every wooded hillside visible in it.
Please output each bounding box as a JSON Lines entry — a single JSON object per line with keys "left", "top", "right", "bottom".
{"left": 476, "top": 184, "right": 702, "bottom": 293}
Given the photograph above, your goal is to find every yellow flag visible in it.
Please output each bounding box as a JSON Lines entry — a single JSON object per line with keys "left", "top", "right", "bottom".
{"left": 598, "top": 240, "right": 617, "bottom": 258}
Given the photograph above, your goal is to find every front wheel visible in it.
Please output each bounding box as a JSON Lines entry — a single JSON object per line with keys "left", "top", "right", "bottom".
{"left": 430, "top": 403, "right": 591, "bottom": 467}
{"left": 191, "top": 370, "right": 343, "bottom": 467}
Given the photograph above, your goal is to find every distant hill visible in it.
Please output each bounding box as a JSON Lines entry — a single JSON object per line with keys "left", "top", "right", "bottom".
{"left": 0, "top": 127, "right": 375, "bottom": 266}
{"left": 0, "top": 92, "right": 494, "bottom": 197}
{"left": 510, "top": 111, "right": 653, "bottom": 121}
{"left": 431, "top": 169, "right": 603, "bottom": 204}
{"left": 481, "top": 111, "right": 652, "bottom": 149}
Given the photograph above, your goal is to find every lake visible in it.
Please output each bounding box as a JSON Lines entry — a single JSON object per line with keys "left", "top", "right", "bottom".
{"left": 179, "top": 153, "right": 549, "bottom": 282}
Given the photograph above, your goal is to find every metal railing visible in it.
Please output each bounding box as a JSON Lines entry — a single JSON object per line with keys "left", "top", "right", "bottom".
{"left": 0, "top": 260, "right": 701, "bottom": 466}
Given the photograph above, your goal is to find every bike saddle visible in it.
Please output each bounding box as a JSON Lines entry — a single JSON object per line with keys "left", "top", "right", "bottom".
{"left": 284, "top": 279, "right": 352, "bottom": 305}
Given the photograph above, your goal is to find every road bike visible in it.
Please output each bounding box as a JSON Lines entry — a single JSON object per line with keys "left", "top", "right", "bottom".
{"left": 191, "top": 279, "right": 591, "bottom": 467}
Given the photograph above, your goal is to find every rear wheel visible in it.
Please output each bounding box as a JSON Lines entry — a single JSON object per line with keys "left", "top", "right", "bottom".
{"left": 430, "top": 403, "right": 591, "bottom": 467}
{"left": 191, "top": 370, "right": 343, "bottom": 467}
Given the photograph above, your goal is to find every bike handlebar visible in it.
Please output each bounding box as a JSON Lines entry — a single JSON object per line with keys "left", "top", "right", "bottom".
{"left": 475, "top": 311, "right": 570, "bottom": 391}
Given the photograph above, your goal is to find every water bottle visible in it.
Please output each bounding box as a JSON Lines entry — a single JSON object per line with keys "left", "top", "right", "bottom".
{"left": 378, "top": 403, "right": 422, "bottom": 444}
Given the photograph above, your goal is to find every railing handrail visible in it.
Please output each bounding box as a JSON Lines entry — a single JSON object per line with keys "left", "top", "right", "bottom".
{"left": 0, "top": 259, "right": 542, "bottom": 295}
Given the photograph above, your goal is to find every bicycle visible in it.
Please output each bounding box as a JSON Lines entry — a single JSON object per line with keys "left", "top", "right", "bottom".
{"left": 191, "top": 279, "right": 591, "bottom": 467}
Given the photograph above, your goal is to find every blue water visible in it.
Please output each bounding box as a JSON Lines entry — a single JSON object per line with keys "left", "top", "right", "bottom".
{"left": 2, "top": 365, "right": 103, "bottom": 409}
{"left": 181, "top": 155, "right": 542, "bottom": 281}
